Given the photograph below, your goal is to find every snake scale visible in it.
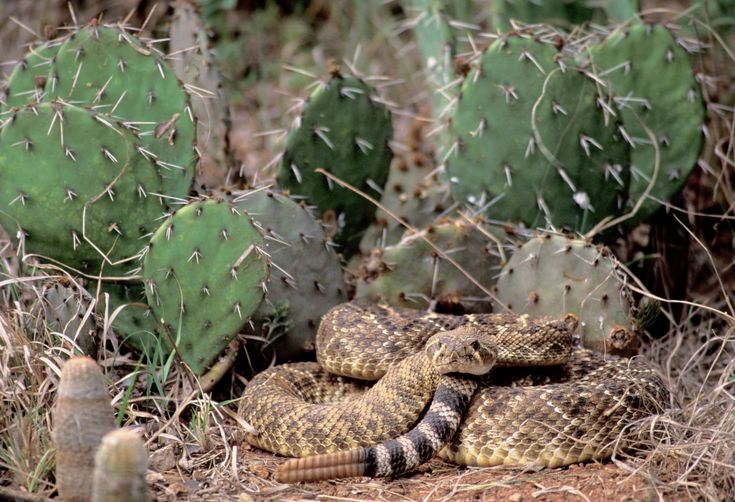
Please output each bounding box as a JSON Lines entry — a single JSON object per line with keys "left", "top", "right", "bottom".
{"left": 239, "top": 303, "right": 669, "bottom": 482}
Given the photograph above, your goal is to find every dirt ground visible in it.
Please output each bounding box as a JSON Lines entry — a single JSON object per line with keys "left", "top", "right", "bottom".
{"left": 147, "top": 442, "right": 683, "bottom": 502}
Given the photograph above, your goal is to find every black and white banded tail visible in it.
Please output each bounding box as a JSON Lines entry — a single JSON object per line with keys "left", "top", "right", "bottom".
{"left": 275, "top": 375, "right": 477, "bottom": 483}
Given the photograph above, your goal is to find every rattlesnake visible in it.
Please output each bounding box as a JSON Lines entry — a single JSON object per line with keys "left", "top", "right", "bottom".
{"left": 239, "top": 303, "right": 669, "bottom": 482}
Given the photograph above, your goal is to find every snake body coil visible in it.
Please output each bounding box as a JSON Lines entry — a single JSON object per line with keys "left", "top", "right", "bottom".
{"left": 239, "top": 304, "right": 668, "bottom": 482}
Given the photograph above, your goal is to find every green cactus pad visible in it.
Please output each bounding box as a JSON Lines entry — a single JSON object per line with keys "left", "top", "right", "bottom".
{"left": 490, "top": 0, "right": 602, "bottom": 30}
{"left": 494, "top": 233, "right": 638, "bottom": 355}
{"left": 589, "top": 23, "right": 705, "bottom": 223}
{"left": 277, "top": 73, "right": 393, "bottom": 255}
{"left": 355, "top": 217, "right": 510, "bottom": 313}
{"left": 447, "top": 34, "right": 630, "bottom": 232}
{"left": 47, "top": 23, "right": 196, "bottom": 198}
{"left": 1, "top": 40, "right": 61, "bottom": 109}
{"left": 408, "top": 0, "right": 457, "bottom": 148}
{"left": 142, "top": 199, "right": 268, "bottom": 375}
{"left": 233, "top": 188, "right": 347, "bottom": 362}
{"left": 0, "top": 102, "right": 167, "bottom": 272}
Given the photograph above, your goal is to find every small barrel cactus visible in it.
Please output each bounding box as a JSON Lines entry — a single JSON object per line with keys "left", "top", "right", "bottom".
{"left": 92, "top": 429, "right": 149, "bottom": 502}
{"left": 53, "top": 356, "right": 115, "bottom": 501}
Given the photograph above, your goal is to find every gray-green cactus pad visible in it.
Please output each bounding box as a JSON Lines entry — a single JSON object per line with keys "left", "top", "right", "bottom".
{"left": 494, "top": 233, "right": 638, "bottom": 355}
{"left": 233, "top": 188, "right": 347, "bottom": 362}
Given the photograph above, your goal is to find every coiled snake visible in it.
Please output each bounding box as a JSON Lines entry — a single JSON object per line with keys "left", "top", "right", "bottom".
{"left": 239, "top": 303, "right": 669, "bottom": 482}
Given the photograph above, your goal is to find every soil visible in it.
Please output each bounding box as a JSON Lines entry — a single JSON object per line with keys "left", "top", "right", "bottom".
{"left": 147, "top": 444, "right": 683, "bottom": 502}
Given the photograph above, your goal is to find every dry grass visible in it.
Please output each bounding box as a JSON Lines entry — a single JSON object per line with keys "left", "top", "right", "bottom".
{"left": 1, "top": 1, "right": 735, "bottom": 501}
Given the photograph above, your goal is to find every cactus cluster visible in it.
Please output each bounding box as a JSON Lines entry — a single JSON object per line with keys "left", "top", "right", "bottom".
{"left": 0, "top": 22, "right": 197, "bottom": 275}
{"left": 277, "top": 69, "right": 393, "bottom": 256}
{"left": 0, "top": 4, "right": 701, "bottom": 425}
{"left": 442, "top": 21, "right": 705, "bottom": 234}
{"left": 355, "top": 217, "right": 511, "bottom": 313}
{"left": 53, "top": 356, "right": 150, "bottom": 502}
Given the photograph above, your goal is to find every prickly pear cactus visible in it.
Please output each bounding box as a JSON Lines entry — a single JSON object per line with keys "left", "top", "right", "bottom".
{"left": 46, "top": 22, "right": 196, "bottom": 198}
{"left": 142, "top": 199, "right": 269, "bottom": 375}
{"left": 53, "top": 356, "right": 115, "bottom": 502}
{"left": 277, "top": 70, "right": 393, "bottom": 255}
{"left": 494, "top": 233, "right": 638, "bottom": 355}
{"left": 406, "top": 0, "right": 457, "bottom": 148}
{"left": 170, "top": 0, "right": 230, "bottom": 190}
{"left": 355, "top": 217, "right": 511, "bottom": 313}
{"left": 360, "top": 119, "right": 451, "bottom": 252}
{"left": 232, "top": 188, "right": 347, "bottom": 362}
{"left": 92, "top": 429, "right": 150, "bottom": 502}
{"left": 490, "top": 0, "right": 601, "bottom": 30}
{"left": 41, "top": 279, "right": 97, "bottom": 357}
{"left": 0, "top": 102, "right": 168, "bottom": 273}
{"left": 589, "top": 23, "right": 705, "bottom": 224}
{"left": 446, "top": 34, "right": 630, "bottom": 232}
{"left": 1, "top": 39, "right": 62, "bottom": 109}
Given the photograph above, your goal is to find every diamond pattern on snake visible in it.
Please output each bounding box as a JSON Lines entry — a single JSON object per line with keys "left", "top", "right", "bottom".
{"left": 238, "top": 303, "right": 669, "bottom": 482}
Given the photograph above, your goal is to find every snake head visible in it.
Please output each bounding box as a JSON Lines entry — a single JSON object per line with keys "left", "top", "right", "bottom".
{"left": 424, "top": 327, "right": 498, "bottom": 376}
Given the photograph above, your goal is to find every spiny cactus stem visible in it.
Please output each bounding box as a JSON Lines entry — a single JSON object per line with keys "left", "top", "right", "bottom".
{"left": 315, "top": 167, "right": 507, "bottom": 311}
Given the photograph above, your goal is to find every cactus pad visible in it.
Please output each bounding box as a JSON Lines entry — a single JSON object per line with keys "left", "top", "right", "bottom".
{"left": 277, "top": 72, "right": 393, "bottom": 255}
{"left": 494, "top": 233, "right": 638, "bottom": 355}
{"left": 41, "top": 279, "right": 97, "bottom": 356}
{"left": 1, "top": 40, "right": 61, "bottom": 109}
{"left": 589, "top": 23, "right": 705, "bottom": 223}
{"left": 0, "top": 102, "right": 167, "bottom": 272}
{"left": 233, "top": 188, "right": 347, "bottom": 362}
{"left": 447, "top": 35, "right": 630, "bottom": 232}
{"left": 47, "top": 23, "right": 196, "bottom": 198}
{"left": 142, "top": 199, "right": 268, "bottom": 375}
{"left": 360, "top": 130, "right": 450, "bottom": 252}
{"left": 100, "top": 281, "right": 159, "bottom": 355}
{"left": 355, "top": 217, "right": 510, "bottom": 313}
{"left": 170, "top": 0, "right": 230, "bottom": 189}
